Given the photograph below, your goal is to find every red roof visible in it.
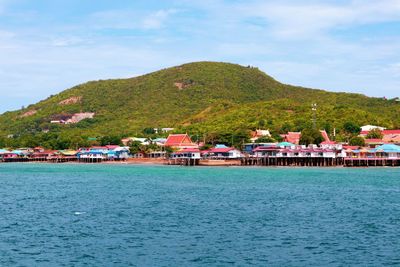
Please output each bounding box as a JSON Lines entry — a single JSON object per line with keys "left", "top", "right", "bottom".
{"left": 383, "top": 130, "right": 400, "bottom": 135}
{"left": 361, "top": 129, "right": 400, "bottom": 135}
{"left": 165, "top": 134, "right": 197, "bottom": 148}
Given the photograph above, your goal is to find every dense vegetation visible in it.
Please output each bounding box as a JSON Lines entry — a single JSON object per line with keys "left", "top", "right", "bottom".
{"left": 0, "top": 61, "right": 399, "bottom": 149}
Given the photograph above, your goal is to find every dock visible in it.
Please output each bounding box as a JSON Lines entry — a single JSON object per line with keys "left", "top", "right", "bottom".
{"left": 241, "top": 157, "right": 344, "bottom": 167}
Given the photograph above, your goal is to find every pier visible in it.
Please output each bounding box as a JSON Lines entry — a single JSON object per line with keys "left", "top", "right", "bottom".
{"left": 344, "top": 158, "right": 400, "bottom": 167}
{"left": 167, "top": 158, "right": 200, "bottom": 166}
{"left": 241, "top": 157, "right": 344, "bottom": 167}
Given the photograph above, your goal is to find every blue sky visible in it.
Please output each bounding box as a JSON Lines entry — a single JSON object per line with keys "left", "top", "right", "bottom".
{"left": 0, "top": 0, "right": 399, "bottom": 113}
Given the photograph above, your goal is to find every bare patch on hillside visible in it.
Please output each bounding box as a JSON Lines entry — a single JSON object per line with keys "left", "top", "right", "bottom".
{"left": 174, "top": 79, "right": 195, "bottom": 90}
{"left": 19, "top": 110, "right": 37, "bottom": 118}
{"left": 50, "top": 112, "right": 95, "bottom": 124}
{"left": 59, "top": 96, "right": 82, "bottom": 105}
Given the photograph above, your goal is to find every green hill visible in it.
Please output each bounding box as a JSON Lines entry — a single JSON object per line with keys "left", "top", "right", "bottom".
{"left": 0, "top": 61, "right": 399, "bottom": 148}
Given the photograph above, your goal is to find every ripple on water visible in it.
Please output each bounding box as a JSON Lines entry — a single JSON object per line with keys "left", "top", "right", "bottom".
{"left": 0, "top": 164, "right": 399, "bottom": 266}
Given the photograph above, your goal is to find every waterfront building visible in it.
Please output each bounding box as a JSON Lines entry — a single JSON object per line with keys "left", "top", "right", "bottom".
{"left": 242, "top": 143, "right": 276, "bottom": 154}
{"left": 164, "top": 134, "right": 198, "bottom": 149}
{"left": 203, "top": 145, "right": 243, "bottom": 159}
{"left": 171, "top": 148, "right": 201, "bottom": 159}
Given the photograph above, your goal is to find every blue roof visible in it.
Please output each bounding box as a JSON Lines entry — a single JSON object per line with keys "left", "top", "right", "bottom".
{"left": 11, "top": 150, "right": 25, "bottom": 155}
{"left": 373, "top": 144, "right": 400, "bottom": 153}
{"left": 89, "top": 149, "right": 108, "bottom": 153}
{"left": 215, "top": 144, "right": 228, "bottom": 148}
{"left": 277, "top": 142, "right": 295, "bottom": 147}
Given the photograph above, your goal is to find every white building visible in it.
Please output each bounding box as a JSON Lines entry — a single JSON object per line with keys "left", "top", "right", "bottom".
{"left": 360, "top": 125, "right": 386, "bottom": 132}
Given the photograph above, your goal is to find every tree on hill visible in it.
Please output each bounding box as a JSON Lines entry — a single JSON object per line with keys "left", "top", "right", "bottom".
{"left": 0, "top": 137, "right": 5, "bottom": 148}
{"left": 100, "top": 135, "right": 122, "bottom": 146}
{"left": 343, "top": 121, "right": 361, "bottom": 135}
{"left": 349, "top": 136, "right": 365, "bottom": 147}
{"left": 299, "top": 128, "right": 323, "bottom": 146}
{"left": 129, "top": 141, "right": 143, "bottom": 155}
{"left": 255, "top": 136, "right": 275, "bottom": 143}
{"left": 366, "top": 128, "right": 383, "bottom": 139}
{"left": 142, "top": 128, "right": 156, "bottom": 135}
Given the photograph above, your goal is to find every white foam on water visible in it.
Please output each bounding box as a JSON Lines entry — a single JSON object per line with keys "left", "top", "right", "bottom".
{"left": 74, "top": 211, "right": 86, "bottom": 215}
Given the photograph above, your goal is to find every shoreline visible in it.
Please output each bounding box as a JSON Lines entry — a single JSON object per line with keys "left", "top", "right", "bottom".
{"left": 2, "top": 160, "right": 400, "bottom": 169}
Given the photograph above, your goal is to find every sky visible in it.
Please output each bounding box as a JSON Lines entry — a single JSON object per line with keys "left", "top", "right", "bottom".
{"left": 0, "top": 0, "right": 399, "bottom": 113}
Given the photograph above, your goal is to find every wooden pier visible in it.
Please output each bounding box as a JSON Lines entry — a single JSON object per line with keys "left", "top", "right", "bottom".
{"left": 344, "top": 158, "right": 400, "bottom": 167}
{"left": 167, "top": 158, "right": 200, "bottom": 166}
{"left": 241, "top": 157, "right": 344, "bottom": 167}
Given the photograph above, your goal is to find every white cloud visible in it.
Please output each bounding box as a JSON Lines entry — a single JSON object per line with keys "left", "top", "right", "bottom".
{"left": 232, "top": 0, "right": 400, "bottom": 39}
{"left": 142, "top": 9, "right": 177, "bottom": 29}
{"left": 50, "top": 36, "right": 86, "bottom": 47}
{"left": 89, "top": 8, "right": 177, "bottom": 30}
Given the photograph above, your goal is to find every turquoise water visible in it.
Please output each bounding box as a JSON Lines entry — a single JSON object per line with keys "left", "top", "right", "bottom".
{"left": 0, "top": 164, "right": 399, "bottom": 266}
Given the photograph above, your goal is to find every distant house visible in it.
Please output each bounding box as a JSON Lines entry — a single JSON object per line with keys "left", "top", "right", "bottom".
{"left": 77, "top": 146, "right": 129, "bottom": 160}
{"left": 164, "top": 134, "right": 198, "bottom": 149}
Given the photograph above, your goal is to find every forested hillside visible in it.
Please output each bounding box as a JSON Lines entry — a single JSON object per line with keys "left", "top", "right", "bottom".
{"left": 0, "top": 62, "right": 399, "bottom": 148}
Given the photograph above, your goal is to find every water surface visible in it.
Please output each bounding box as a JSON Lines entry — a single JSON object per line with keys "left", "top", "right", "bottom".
{"left": 0, "top": 164, "right": 399, "bottom": 266}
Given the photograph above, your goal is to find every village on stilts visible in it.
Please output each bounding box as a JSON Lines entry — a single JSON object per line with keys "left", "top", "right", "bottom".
{"left": 1, "top": 124, "right": 400, "bottom": 167}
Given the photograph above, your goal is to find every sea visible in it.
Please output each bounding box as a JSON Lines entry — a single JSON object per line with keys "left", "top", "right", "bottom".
{"left": 0, "top": 163, "right": 399, "bottom": 266}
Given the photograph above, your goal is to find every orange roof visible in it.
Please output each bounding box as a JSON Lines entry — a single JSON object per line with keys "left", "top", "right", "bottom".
{"left": 283, "top": 132, "right": 301, "bottom": 145}
{"left": 164, "top": 134, "right": 198, "bottom": 148}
